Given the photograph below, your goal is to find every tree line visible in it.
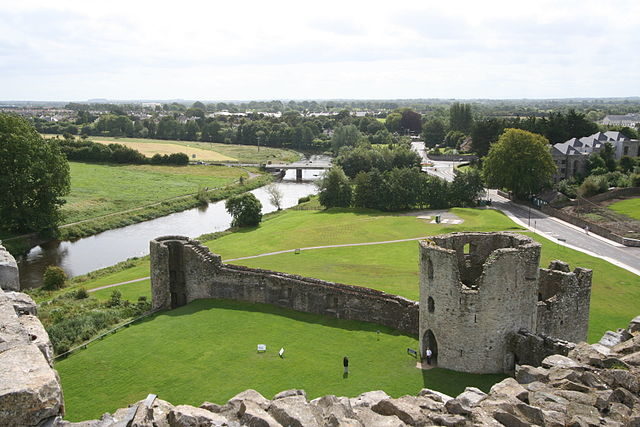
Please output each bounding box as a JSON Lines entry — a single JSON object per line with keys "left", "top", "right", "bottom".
{"left": 318, "top": 166, "right": 484, "bottom": 211}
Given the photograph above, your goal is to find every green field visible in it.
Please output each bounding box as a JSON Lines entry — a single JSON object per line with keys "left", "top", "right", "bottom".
{"left": 55, "top": 299, "right": 504, "bottom": 421}
{"left": 89, "top": 137, "right": 301, "bottom": 164}
{"left": 61, "top": 162, "right": 247, "bottom": 224}
{"left": 608, "top": 197, "right": 640, "bottom": 221}
{"left": 206, "top": 207, "right": 522, "bottom": 260}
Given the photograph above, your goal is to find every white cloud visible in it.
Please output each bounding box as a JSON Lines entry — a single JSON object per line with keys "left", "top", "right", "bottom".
{"left": 0, "top": 0, "right": 638, "bottom": 100}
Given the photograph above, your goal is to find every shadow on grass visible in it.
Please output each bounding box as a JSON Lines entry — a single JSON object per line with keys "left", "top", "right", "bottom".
{"left": 145, "top": 298, "right": 415, "bottom": 338}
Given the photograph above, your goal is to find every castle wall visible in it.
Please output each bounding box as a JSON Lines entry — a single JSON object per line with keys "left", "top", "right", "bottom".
{"left": 150, "top": 236, "right": 419, "bottom": 335}
{"left": 536, "top": 261, "right": 592, "bottom": 343}
{"left": 419, "top": 232, "right": 541, "bottom": 374}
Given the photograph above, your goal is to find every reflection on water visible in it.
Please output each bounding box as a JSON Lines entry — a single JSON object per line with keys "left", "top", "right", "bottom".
{"left": 17, "top": 166, "right": 323, "bottom": 289}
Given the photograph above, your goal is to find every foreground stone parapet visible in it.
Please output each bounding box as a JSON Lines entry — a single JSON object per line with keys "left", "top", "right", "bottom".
{"left": 0, "top": 244, "right": 19, "bottom": 291}
{"left": 0, "top": 288, "right": 64, "bottom": 426}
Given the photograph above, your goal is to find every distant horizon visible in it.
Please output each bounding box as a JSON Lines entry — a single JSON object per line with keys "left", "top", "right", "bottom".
{"left": 2, "top": 96, "right": 640, "bottom": 106}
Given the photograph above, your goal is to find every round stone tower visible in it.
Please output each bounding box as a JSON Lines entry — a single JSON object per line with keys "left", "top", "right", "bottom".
{"left": 419, "top": 232, "right": 541, "bottom": 374}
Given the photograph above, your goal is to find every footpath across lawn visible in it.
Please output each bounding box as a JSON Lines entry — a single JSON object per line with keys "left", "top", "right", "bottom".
{"left": 55, "top": 299, "right": 504, "bottom": 422}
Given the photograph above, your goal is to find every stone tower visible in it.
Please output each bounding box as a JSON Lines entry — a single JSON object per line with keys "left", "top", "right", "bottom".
{"left": 419, "top": 232, "right": 542, "bottom": 374}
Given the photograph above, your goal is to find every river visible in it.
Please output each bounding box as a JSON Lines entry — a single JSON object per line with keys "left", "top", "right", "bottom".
{"left": 17, "top": 166, "right": 325, "bottom": 289}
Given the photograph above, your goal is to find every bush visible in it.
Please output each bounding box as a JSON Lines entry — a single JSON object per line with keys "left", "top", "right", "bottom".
{"left": 298, "top": 195, "right": 311, "bottom": 204}
{"left": 74, "top": 288, "right": 89, "bottom": 299}
{"left": 43, "top": 266, "right": 67, "bottom": 291}
{"left": 631, "top": 173, "right": 640, "bottom": 187}
{"left": 578, "top": 175, "right": 608, "bottom": 197}
{"left": 196, "top": 186, "right": 209, "bottom": 205}
{"left": 107, "top": 290, "right": 122, "bottom": 307}
{"left": 555, "top": 179, "right": 578, "bottom": 199}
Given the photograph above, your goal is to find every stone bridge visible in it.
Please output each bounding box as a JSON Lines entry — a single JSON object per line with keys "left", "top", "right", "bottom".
{"left": 264, "top": 160, "right": 332, "bottom": 181}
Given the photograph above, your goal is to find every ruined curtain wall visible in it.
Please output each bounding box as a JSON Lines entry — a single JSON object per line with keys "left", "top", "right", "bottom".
{"left": 151, "top": 237, "right": 419, "bottom": 336}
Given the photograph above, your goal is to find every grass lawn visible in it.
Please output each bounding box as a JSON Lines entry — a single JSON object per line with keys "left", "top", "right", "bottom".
{"left": 206, "top": 207, "right": 523, "bottom": 260}
{"left": 607, "top": 197, "right": 640, "bottom": 221}
{"left": 55, "top": 299, "right": 504, "bottom": 422}
{"left": 90, "top": 137, "right": 301, "bottom": 164}
{"left": 61, "top": 162, "right": 246, "bottom": 223}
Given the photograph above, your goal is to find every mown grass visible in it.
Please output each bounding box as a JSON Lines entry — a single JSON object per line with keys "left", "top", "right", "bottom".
{"left": 607, "top": 197, "right": 640, "bottom": 220}
{"left": 61, "top": 162, "right": 247, "bottom": 224}
{"left": 56, "top": 299, "right": 504, "bottom": 422}
{"left": 89, "top": 137, "right": 301, "bottom": 164}
{"left": 205, "top": 207, "right": 523, "bottom": 260}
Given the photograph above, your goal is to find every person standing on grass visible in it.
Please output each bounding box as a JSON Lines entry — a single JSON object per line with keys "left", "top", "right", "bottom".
{"left": 343, "top": 356, "right": 349, "bottom": 375}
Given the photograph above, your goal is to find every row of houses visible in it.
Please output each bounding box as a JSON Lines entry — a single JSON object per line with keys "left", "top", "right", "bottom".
{"left": 551, "top": 131, "right": 639, "bottom": 182}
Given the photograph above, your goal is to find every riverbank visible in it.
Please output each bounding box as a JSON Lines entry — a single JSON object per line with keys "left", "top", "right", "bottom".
{"left": 58, "top": 173, "right": 272, "bottom": 241}
{"left": 2, "top": 172, "right": 272, "bottom": 254}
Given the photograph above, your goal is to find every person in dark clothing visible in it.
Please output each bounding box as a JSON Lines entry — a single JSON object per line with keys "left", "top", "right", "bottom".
{"left": 343, "top": 356, "right": 349, "bottom": 375}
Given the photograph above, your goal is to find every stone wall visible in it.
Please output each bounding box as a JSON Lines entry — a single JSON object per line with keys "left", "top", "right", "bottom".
{"left": 537, "top": 261, "right": 592, "bottom": 343}
{"left": 507, "top": 328, "right": 575, "bottom": 368}
{"left": 585, "top": 186, "right": 640, "bottom": 204}
{"left": 150, "top": 236, "right": 419, "bottom": 335}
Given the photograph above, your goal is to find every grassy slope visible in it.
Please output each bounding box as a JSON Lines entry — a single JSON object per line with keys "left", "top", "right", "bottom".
{"left": 56, "top": 299, "right": 504, "bottom": 421}
{"left": 90, "top": 137, "right": 301, "bottom": 164}
{"left": 62, "top": 162, "right": 246, "bottom": 223}
{"left": 607, "top": 197, "right": 640, "bottom": 220}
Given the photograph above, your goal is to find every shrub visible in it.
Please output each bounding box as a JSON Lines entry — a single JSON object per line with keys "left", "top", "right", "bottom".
{"left": 578, "top": 175, "right": 608, "bottom": 198}
{"left": 43, "top": 266, "right": 67, "bottom": 291}
{"left": 298, "top": 195, "right": 311, "bottom": 204}
{"left": 107, "top": 290, "right": 122, "bottom": 307}
{"left": 74, "top": 288, "right": 89, "bottom": 299}
{"left": 555, "top": 179, "right": 578, "bottom": 199}
{"left": 196, "top": 186, "right": 209, "bottom": 205}
{"left": 631, "top": 173, "right": 640, "bottom": 187}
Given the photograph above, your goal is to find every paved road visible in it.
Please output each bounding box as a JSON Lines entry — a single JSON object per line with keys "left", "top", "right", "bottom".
{"left": 490, "top": 191, "right": 640, "bottom": 275}
{"left": 410, "top": 141, "right": 465, "bottom": 182}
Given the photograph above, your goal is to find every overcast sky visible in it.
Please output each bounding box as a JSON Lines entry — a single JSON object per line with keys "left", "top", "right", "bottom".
{"left": 2, "top": 0, "right": 639, "bottom": 101}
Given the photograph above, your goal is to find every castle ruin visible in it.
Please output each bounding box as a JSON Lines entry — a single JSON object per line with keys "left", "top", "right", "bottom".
{"left": 419, "top": 232, "right": 592, "bottom": 374}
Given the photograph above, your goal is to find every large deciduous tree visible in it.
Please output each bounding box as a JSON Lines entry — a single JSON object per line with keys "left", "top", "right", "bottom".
{"left": 482, "top": 128, "right": 556, "bottom": 199}
{"left": 318, "top": 166, "right": 352, "bottom": 208}
{"left": 0, "top": 114, "right": 70, "bottom": 233}
{"left": 422, "top": 119, "right": 446, "bottom": 147}
{"left": 225, "top": 193, "right": 262, "bottom": 227}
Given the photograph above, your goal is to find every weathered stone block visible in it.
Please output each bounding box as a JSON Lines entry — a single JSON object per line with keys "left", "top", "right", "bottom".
{"left": 0, "top": 344, "right": 64, "bottom": 426}
{"left": 0, "top": 245, "right": 19, "bottom": 292}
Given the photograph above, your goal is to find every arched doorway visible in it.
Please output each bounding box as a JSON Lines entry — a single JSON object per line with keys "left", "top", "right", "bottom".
{"left": 422, "top": 329, "right": 438, "bottom": 365}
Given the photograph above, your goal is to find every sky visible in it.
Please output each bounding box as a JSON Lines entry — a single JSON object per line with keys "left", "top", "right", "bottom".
{"left": 1, "top": 0, "right": 639, "bottom": 101}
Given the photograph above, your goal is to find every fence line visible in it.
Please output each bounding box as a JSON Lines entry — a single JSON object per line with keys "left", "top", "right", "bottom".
{"left": 53, "top": 309, "right": 160, "bottom": 360}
